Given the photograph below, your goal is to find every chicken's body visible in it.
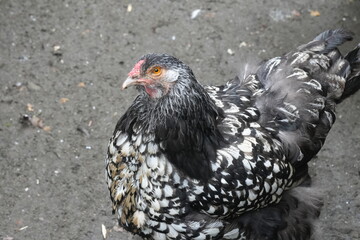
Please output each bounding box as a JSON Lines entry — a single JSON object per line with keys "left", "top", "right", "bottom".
{"left": 106, "top": 30, "right": 360, "bottom": 240}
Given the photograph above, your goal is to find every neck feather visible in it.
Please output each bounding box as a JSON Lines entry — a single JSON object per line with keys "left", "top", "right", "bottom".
{"left": 116, "top": 80, "right": 225, "bottom": 181}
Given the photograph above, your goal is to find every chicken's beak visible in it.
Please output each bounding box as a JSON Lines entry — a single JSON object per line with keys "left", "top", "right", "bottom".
{"left": 122, "top": 77, "right": 138, "bottom": 90}
{"left": 122, "top": 77, "right": 153, "bottom": 90}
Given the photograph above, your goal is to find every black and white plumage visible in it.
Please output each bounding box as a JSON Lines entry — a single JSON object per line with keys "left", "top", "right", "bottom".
{"left": 105, "top": 29, "right": 360, "bottom": 240}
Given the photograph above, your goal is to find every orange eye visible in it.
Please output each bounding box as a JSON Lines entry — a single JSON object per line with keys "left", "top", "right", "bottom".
{"left": 151, "top": 66, "right": 162, "bottom": 76}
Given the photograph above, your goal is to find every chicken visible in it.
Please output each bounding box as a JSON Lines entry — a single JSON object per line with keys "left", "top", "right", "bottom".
{"left": 105, "top": 29, "right": 360, "bottom": 240}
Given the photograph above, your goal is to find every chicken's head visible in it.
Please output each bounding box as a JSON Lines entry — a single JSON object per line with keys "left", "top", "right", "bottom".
{"left": 122, "top": 54, "right": 194, "bottom": 99}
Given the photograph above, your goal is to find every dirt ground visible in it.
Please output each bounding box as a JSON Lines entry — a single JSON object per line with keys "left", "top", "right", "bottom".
{"left": 0, "top": 0, "right": 359, "bottom": 240}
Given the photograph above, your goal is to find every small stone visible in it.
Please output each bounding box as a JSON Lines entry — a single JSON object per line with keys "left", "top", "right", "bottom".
{"left": 239, "top": 42, "right": 247, "bottom": 48}
{"left": 53, "top": 45, "right": 61, "bottom": 52}
{"left": 77, "top": 82, "right": 86, "bottom": 87}
{"left": 43, "top": 126, "right": 51, "bottom": 132}
{"left": 101, "top": 224, "right": 107, "bottom": 239}
{"left": 52, "top": 45, "right": 62, "bottom": 56}
{"left": 191, "top": 9, "right": 201, "bottom": 19}
{"left": 127, "top": 4, "right": 132, "bottom": 12}
{"left": 59, "top": 98, "right": 69, "bottom": 103}
{"left": 291, "top": 9, "right": 301, "bottom": 17}
{"left": 19, "top": 226, "right": 28, "bottom": 231}
{"left": 27, "top": 103, "right": 34, "bottom": 112}
{"left": 27, "top": 82, "right": 41, "bottom": 91}
{"left": 310, "top": 10, "right": 320, "bottom": 17}
{"left": 227, "top": 48, "right": 235, "bottom": 55}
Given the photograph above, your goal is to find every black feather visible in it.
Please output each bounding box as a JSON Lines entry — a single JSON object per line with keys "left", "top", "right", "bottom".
{"left": 339, "top": 44, "right": 360, "bottom": 101}
{"left": 234, "top": 187, "right": 322, "bottom": 240}
{"left": 154, "top": 82, "right": 227, "bottom": 182}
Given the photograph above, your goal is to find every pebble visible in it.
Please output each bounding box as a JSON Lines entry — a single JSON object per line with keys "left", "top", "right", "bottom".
{"left": 27, "top": 82, "right": 41, "bottom": 91}
{"left": 191, "top": 9, "right": 201, "bottom": 19}
{"left": 227, "top": 48, "right": 235, "bottom": 55}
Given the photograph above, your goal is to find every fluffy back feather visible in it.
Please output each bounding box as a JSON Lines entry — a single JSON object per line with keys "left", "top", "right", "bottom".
{"left": 255, "top": 29, "right": 357, "bottom": 185}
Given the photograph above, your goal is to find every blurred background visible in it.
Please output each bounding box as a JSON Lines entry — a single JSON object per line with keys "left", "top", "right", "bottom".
{"left": 0, "top": 0, "right": 359, "bottom": 239}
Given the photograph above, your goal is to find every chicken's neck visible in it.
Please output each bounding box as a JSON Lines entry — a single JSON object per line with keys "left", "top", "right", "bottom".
{"left": 117, "top": 81, "right": 226, "bottom": 181}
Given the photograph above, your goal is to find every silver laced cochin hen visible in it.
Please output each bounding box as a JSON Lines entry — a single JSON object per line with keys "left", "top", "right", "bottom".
{"left": 106, "top": 29, "right": 360, "bottom": 240}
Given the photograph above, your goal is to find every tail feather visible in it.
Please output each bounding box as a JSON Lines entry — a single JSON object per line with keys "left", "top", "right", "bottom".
{"left": 299, "top": 29, "right": 354, "bottom": 54}
{"left": 339, "top": 44, "right": 360, "bottom": 102}
{"left": 313, "top": 29, "right": 353, "bottom": 47}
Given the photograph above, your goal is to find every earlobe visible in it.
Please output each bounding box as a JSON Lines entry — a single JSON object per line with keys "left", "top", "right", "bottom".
{"left": 165, "top": 69, "right": 180, "bottom": 82}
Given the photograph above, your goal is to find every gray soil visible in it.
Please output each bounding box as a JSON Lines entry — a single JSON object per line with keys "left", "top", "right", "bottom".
{"left": 1, "top": 1, "right": 359, "bottom": 240}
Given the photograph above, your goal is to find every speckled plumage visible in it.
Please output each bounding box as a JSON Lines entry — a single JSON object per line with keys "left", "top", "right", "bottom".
{"left": 106, "top": 30, "right": 360, "bottom": 240}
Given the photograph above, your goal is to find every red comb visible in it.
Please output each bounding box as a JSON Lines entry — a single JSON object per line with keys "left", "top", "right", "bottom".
{"left": 128, "top": 59, "right": 145, "bottom": 77}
